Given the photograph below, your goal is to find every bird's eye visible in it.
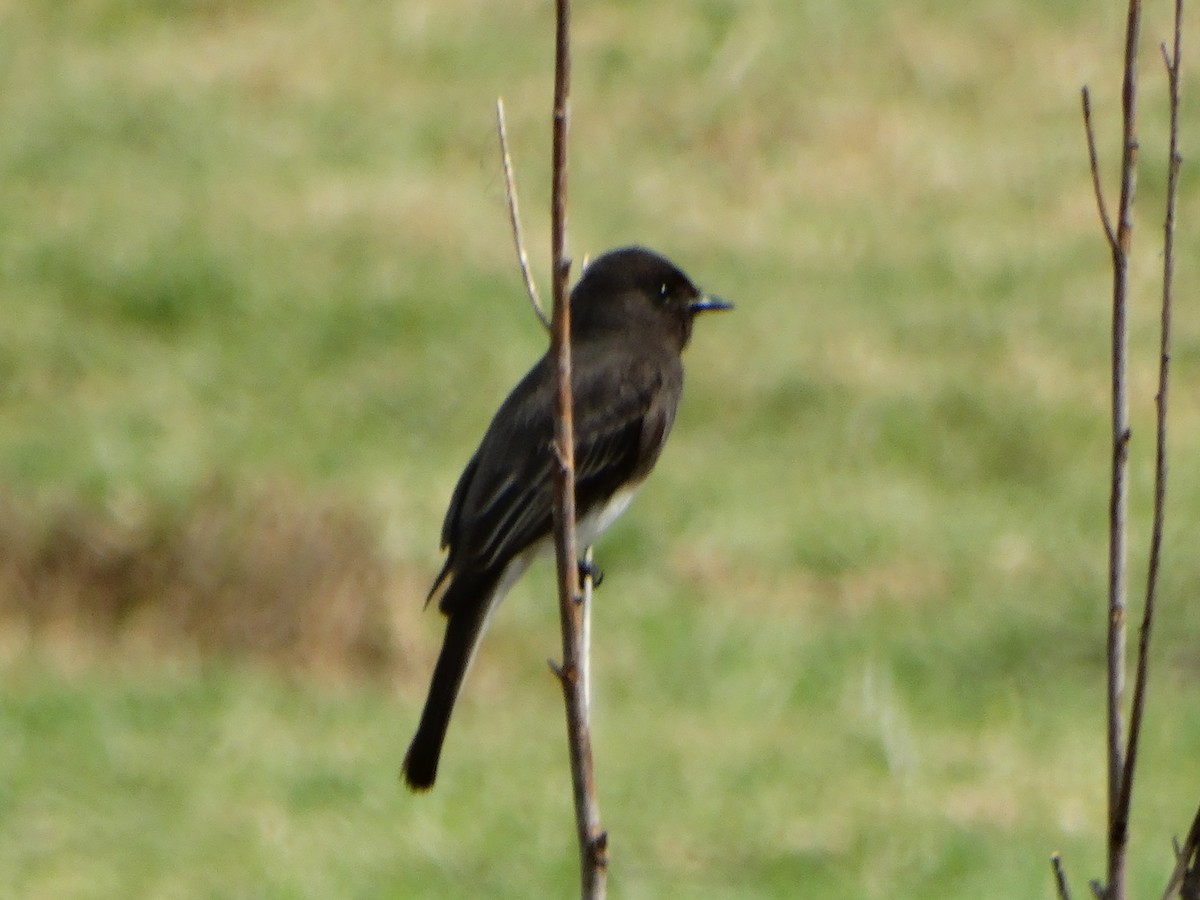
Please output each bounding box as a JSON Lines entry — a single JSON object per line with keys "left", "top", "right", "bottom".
{"left": 658, "top": 283, "right": 669, "bottom": 299}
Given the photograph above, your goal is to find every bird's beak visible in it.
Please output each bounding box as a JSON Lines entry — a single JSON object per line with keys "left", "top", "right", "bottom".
{"left": 688, "top": 294, "right": 734, "bottom": 314}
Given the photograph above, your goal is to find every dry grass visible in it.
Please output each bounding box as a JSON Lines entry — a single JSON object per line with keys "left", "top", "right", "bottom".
{"left": 0, "top": 483, "right": 419, "bottom": 680}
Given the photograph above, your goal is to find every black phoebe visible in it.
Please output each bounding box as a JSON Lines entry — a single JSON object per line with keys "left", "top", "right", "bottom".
{"left": 402, "top": 246, "right": 731, "bottom": 791}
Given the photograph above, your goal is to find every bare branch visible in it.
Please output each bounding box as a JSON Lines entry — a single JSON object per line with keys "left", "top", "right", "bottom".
{"left": 1082, "top": 86, "right": 1118, "bottom": 251}
{"left": 1162, "top": 802, "right": 1200, "bottom": 899}
{"left": 1119, "top": 0, "right": 1184, "bottom": 863}
{"left": 1100, "top": 4, "right": 1142, "bottom": 897}
{"left": 495, "top": 97, "right": 550, "bottom": 330}
{"left": 545, "top": 0, "right": 608, "bottom": 895}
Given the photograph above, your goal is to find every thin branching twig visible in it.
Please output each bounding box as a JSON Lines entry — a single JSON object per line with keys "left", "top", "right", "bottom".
{"left": 1072, "top": 1, "right": 1197, "bottom": 898}
{"left": 544, "top": 0, "right": 608, "bottom": 895}
{"left": 1098, "top": 2, "right": 1142, "bottom": 896}
{"left": 1082, "top": 88, "right": 1118, "bottom": 252}
{"left": 1065, "top": 1, "right": 1192, "bottom": 897}
{"left": 495, "top": 97, "right": 550, "bottom": 330}
{"left": 1162, "top": 802, "right": 1200, "bottom": 899}
{"left": 1118, "top": 0, "right": 1184, "bottom": 873}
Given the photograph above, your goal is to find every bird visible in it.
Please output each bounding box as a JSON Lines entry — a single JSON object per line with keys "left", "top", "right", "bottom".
{"left": 402, "top": 245, "right": 731, "bottom": 791}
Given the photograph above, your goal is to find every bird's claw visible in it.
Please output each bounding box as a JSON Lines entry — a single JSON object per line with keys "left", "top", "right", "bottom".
{"left": 577, "top": 558, "right": 604, "bottom": 589}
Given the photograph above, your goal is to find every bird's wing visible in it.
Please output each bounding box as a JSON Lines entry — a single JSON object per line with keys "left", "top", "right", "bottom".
{"left": 437, "top": 347, "right": 679, "bottom": 613}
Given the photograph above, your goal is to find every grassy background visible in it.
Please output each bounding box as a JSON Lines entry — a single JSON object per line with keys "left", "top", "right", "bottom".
{"left": 3, "top": 0, "right": 1200, "bottom": 896}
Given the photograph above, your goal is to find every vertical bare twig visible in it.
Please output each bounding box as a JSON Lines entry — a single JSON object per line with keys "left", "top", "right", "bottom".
{"left": 1071, "top": 2, "right": 1192, "bottom": 898}
{"left": 544, "top": 0, "right": 608, "bottom": 895}
{"left": 1118, "top": 0, "right": 1185, "bottom": 869}
{"left": 1095, "top": 2, "right": 1142, "bottom": 896}
{"left": 495, "top": 97, "right": 550, "bottom": 330}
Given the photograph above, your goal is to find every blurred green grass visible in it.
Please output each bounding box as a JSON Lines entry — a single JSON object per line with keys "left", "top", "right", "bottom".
{"left": 3, "top": 0, "right": 1200, "bottom": 896}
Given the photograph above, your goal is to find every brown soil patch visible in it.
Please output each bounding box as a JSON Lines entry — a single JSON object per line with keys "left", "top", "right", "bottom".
{"left": 0, "top": 481, "right": 421, "bottom": 680}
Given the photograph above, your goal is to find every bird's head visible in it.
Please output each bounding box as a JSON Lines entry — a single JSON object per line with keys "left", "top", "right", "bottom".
{"left": 570, "top": 246, "right": 732, "bottom": 351}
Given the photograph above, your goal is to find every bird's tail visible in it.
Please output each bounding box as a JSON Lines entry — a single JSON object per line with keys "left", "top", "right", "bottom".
{"left": 401, "top": 577, "right": 493, "bottom": 791}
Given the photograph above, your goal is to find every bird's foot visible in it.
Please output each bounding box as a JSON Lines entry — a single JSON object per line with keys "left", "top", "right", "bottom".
{"left": 577, "top": 558, "right": 604, "bottom": 589}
